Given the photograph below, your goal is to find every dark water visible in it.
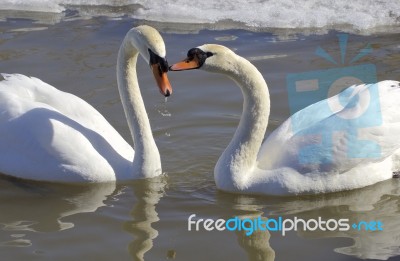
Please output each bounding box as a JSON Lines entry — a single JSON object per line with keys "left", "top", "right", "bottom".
{"left": 0, "top": 16, "right": 400, "bottom": 260}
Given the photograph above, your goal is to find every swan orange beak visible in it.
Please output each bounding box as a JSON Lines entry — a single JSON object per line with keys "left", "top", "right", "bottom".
{"left": 169, "top": 58, "right": 200, "bottom": 71}
{"left": 152, "top": 64, "right": 172, "bottom": 97}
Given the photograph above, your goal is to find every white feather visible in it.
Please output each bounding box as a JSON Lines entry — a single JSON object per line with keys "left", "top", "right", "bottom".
{"left": 0, "top": 25, "right": 166, "bottom": 182}
{"left": 193, "top": 44, "right": 400, "bottom": 195}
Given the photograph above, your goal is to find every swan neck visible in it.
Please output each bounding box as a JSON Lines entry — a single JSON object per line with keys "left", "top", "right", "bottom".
{"left": 216, "top": 56, "right": 270, "bottom": 188}
{"left": 116, "top": 34, "right": 161, "bottom": 177}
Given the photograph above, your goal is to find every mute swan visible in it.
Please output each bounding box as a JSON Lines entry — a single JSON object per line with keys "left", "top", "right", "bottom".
{"left": 0, "top": 25, "right": 172, "bottom": 182}
{"left": 170, "top": 44, "right": 400, "bottom": 195}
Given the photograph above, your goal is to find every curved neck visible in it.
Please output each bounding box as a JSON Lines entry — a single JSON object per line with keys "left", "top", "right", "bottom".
{"left": 116, "top": 33, "right": 161, "bottom": 178}
{"left": 215, "top": 56, "right": 270, "bottom": 188}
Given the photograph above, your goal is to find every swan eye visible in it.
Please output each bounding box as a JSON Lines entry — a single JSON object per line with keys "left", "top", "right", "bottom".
{"left": 148, "top": 48, "right": 169, "bottom": 76}
{"left": 157, "top": 64, "right": 162, "bottom": 75}
{"left": 159, "top": 58, "right": 169, "bottom": 73}
{"left": 186, "top": 48, "right": 212, "bottom": 68}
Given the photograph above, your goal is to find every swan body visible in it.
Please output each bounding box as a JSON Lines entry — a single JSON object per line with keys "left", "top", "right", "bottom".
{"left": 171, "top": 44, "right": 400, "bottom": 195}
{"left": 0, "top": 25, "right": 172, "bottom": 182}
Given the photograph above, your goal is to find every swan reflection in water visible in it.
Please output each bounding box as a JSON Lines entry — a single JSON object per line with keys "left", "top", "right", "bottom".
{"left": 124, "top": 176, "right": 166, "bottom": 261}
{"left": 218, "top": 178, "right": 400, "bottom": 260}
{"left": 1, "top": 175, "right": 400, "bottom": 260}
{"left": 275, "top": 179, "right": 400, "bottom": 260}
{"left": 233, "top": 214, "right": 276, "bottom": 261}
{"left": 0, "top": 177, "right": 116, "bottom": 241}
{"left": 211, "top": 192, "right": 275, "bottom": 261}
{"left": 0, "top": 175, "right": 166, "bottom": 261}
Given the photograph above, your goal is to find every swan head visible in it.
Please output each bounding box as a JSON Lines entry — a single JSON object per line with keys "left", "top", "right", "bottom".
{"left": 169, "top": 44, "right": 236, "bottom": 74}
{"left": 129, "top": 25, "right": 172, "bottom": 97}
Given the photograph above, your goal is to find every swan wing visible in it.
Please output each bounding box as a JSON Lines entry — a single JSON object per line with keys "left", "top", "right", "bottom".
{"left": 257, "top": 80, "right": 400, "bottom": 174}
{"left": 0, "top": 74, "right": 134, "bottom": 182}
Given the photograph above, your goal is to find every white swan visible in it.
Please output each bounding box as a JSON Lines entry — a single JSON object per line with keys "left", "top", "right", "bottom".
{"left": 170, "top": 44, "right": 400, "bottom": 195}
{"left": 0, "top": 25, "right": 172, "bottom": 182}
